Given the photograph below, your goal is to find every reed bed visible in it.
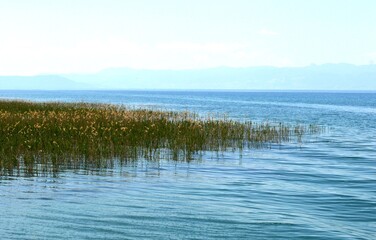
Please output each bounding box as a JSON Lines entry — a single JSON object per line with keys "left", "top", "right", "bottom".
{"left": 0, "top": 100, "right": 322, "bottom": 175}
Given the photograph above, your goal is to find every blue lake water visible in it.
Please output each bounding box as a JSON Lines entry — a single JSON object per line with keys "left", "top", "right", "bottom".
{"left": 0, "top": 90, "right": 375, "bottom": 239}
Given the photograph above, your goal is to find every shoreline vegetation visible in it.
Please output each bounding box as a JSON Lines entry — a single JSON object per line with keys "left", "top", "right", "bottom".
{"left": 0, "top": 100, "right": 322, "bottom": 176}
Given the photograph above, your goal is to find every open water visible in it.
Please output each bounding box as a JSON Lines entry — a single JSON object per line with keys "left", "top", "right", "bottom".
{"left": 0, "top": 91, "right": 375, "bottom": 239}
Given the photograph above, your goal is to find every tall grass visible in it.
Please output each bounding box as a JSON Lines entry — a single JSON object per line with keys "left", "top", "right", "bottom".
{"left": 0, "top": 100, "right": 322, "bottom": 175}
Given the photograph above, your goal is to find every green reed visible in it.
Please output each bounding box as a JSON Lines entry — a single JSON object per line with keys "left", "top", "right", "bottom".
{"left": 0, "top": 100, "right": 323, "bottom": 175}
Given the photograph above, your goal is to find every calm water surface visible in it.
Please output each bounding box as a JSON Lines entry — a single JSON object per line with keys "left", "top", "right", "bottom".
{"left": 1, "top": 91, "right": 375, "bottom": 239}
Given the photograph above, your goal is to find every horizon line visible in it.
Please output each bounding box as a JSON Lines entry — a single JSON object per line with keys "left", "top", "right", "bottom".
{"left": 1, "top": 62, "right": 376, "bottom": 77}
{"left": 1, "top": 89, "right": 376, "bottom": 93}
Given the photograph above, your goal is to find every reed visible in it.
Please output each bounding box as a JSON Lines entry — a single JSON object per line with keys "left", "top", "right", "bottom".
{"left": 0, "top": 100, "right": 322, "bottom": 175}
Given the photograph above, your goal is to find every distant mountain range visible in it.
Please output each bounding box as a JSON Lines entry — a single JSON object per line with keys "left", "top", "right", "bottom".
{"left": 1, "top": 64, "right": 376, "bottom": 90}
{"left": 0, "top": 75, "right": 92, "bottom": 90}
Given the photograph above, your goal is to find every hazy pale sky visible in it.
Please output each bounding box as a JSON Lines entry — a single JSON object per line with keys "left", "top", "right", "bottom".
{"left": 0, "top": 0, "right": 375, "bottom": 75}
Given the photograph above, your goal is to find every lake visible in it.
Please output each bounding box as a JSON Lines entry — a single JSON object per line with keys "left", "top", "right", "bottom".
{"left": 1, "top": 90, "right": 375, "bottom": 239}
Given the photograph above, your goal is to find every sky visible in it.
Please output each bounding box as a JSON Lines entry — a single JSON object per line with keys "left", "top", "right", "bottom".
{"left": 0, "top": 0, "right": 375, "bottom": 75}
